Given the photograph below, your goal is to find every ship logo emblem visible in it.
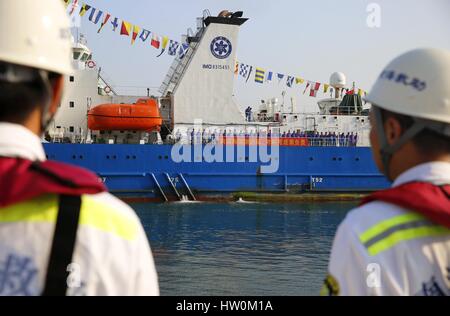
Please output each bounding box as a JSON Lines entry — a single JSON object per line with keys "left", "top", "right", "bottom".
{"left": 210, "top": 36, "right": 232, "bottom": 59}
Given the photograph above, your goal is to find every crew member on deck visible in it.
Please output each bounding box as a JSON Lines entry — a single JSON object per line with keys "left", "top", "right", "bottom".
{"left": 322, "top": 48, "right": 450, "bottom": 296}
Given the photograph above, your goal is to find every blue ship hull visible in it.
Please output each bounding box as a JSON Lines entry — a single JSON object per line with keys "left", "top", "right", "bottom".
{"left": 43, "top": 144, "right": 390, "bottom": 201}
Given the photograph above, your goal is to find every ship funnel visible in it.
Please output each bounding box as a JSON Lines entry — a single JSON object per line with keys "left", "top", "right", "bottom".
{"left": 162, "top": 11, "right": 248, "bottom": 125}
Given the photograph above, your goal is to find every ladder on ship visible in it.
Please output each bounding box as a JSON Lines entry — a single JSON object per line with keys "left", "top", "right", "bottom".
{"left": 150, "top": 173, "right": 168, "bottom": 202}
{"left": 163, "top": 173, "right": 197, "bottom": 202}
{"left": 159, "top": 11, "right": 209, "bottom": 96}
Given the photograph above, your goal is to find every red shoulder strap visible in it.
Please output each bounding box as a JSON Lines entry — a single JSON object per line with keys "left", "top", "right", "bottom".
{"left": 361, "top": 182, "right": 450, "bottom": 228}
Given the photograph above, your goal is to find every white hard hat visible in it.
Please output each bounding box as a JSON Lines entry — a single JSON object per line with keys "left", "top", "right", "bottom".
{"left": 0, "top": 0, "right": 73, "bottom": 75}
{"left": 365, "top": 48, "right": 450, "bottom": 124}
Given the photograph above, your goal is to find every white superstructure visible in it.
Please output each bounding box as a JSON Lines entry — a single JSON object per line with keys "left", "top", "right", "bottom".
{"left": 49, "top": 34, "right": 145, "bottom": 143}
{"left": 48, "top": 10, "right": 371, "bottom": 146}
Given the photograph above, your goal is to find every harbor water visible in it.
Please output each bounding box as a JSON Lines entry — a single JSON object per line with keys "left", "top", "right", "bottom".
{"left": 132, "top": 201, "right": 356, "bottom": 296}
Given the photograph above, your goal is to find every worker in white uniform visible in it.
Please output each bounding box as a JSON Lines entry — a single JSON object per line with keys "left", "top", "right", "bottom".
{"left": 322, "top": 48, "right": 450, "bottom": 296}
{"left": 0, "top": 0, "right": 159, "bottom": 296}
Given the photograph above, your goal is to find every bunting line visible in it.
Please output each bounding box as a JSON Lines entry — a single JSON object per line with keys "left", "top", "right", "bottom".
{"left": 65, "top": 0, "right": 368, "bottom": 94}
{"left": 68, "top": 0, "right": 188, "bottom": 58}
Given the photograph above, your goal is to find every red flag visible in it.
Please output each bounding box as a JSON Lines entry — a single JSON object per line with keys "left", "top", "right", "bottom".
{"left": 120, "top": 21, "right": 132, "bottom": 36}
{"left": 131, "top": 25, "right": 141, "bottom": 45}
{"left": 69, "top": 0, "right": 78, "bottom": 15}
{"left": 151, "top": 34, "right": 160, "bottom": 49}
{"left": 303, "top": 81, "right": 311, "bottom": 94}
{"left": 97, "top": 13, "right": 111, "bottom": 33}
{"left": 309, "top": 82, "right": 321, "bottom": 97}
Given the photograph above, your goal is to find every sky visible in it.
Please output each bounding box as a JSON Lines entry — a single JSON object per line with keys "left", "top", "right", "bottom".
{"left": 74, "top": 0, "right": 450, "bottom": 112}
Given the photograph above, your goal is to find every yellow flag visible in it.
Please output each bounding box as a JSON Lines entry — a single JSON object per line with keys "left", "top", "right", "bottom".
{"left": 295, "top": 77, "right": 305, "bottom": 84}
{"left": 79, "top": 3, "right": 91, "bottom": 17}
{"left": 161, "top": 36, "right": 169, "bottom": 49}
{"left": 324, "top": 84, "right": 330, "bottom": 93}
{"left": 358, "top": 89, "right": 364, "bottom": 96}
{"left": 120, "top": 21, "right": 132, "bottom": 36}
{"left": 131, "top": 25, "right": 141, "bottom": 44}
{"left": 63, "top": 0, "right": 72, "bottom": 8}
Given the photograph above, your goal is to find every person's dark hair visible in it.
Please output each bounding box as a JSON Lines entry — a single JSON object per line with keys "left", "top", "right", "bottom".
{"left": 380, "top": 108, "right": 450, "bottom": 154}
{"left": 0, "top": 63, "right": 60, "bottom": 123}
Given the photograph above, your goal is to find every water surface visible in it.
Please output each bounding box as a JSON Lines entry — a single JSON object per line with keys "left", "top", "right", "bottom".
{"left": 132, "top": 201, "right": 355, "bottom": 296}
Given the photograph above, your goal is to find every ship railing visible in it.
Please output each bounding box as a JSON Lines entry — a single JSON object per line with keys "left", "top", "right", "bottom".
{"left": 178, "top": 135, "right": 360, "bottom": 147}
{"left": 307, "top": 135, "right": 359, "bottom": 147}
{"left": 110, "top": 86, "right": 160, "bottom": 97}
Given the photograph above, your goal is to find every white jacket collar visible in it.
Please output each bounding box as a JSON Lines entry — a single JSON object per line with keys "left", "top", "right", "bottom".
{"left": 393, "top": 161, "right": 450, "bottom": 187}
{"left": 0, "top": 123, "right": 46, "bottom": 162}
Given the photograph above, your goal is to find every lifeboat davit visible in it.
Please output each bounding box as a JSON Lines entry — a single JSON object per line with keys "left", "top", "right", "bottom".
{"left": 88, "top": 98, "right": 162, "bottom": 131}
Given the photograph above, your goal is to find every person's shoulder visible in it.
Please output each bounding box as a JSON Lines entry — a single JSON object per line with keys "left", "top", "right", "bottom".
{"left": 79, "top": 192, "right": 143, "bottom": 242}
{"left": 83, "top": 192, "right": 139, "bottom": 221}
{"left": 339, "top": 200, "right": 411, "bottom": 238}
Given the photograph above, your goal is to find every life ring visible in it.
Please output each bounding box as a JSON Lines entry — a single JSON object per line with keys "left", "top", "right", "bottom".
{"left": 103, "top": 86, "right": 112, "bottom": 94}
{"left": 86, "top": 60, "right": 96, "bottom": 69}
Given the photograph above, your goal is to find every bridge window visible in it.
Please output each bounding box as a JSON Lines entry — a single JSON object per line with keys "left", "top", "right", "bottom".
{"left": 69, "top": 76, "right": 74, "bottom": 82}
{"left": 70, "top": 101, "right": 75, "bottom": 108}
{"left": 69, "top": 126, "right": 74, "bottom": 133}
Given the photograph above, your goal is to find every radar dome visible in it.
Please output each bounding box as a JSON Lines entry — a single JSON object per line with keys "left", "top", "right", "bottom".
{"left": 330, "top": 72, "right": 346, "bottom": 88}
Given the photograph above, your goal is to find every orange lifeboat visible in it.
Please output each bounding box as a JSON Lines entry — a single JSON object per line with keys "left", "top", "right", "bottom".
{"left": 88, "top": 98, "right": 162, "bottom": 131}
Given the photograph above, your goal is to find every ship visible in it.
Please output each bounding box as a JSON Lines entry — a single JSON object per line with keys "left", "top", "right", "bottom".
{"left": 43, "top": 10, "right": 390, "bottom": 202}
